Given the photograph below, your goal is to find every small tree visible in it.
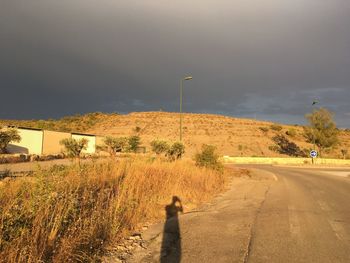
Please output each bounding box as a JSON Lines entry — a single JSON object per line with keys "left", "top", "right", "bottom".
{"left": 128, "top": 135, "right": 141, "bottom": 153}
{"left": 195, "top": 144, "right": 223, "bottom": 171}
{"left": 150, "top": 140, "right": 170, "bottom": 155}
{"left": 0, "top": 128, "right": 21, "bottom": 154}
{"left": 304, "top": 108, "right": 339, "bottom": 156}
{"left": 60, "top": 138, "right": 88, "bottom": 158}
{"left": 103, "top": 136, "right": 127, "bottom": 156}
{"left": 166, "top": 142, "right": 185, "bottom": 161}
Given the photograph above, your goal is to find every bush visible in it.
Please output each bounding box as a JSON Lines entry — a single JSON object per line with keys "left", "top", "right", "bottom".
{"left": 150, "top": 140, "right": 170, "bottom": 155}
{"left": 286, "top": 128, "right": 297, "bottom": 137}
{"left": 268, "top": 145, "right": 279, "bottom": 152}
{"left": 195, "top": 144, "right": 223, "bottom": 171}
{"left": 60, "top": 138, "right": 88, "bottom": 157}
{"left": 103, "top": 136, "right": 128, "bottom": 156}
{"left": 127, "top": 135, "right": 141, "bottom": 153}
{"left": 259, "top": 127, "right": 269, "bottom": 133}
{"left": 272, "top": 135, "right": 305, "bottom": 157}
{"left": 166, "top": 142, "right": 185, "bottom": 161}
{"left": 0, "top": 128, "right": 21, "bottom": 154}
{"left": 270, "top": 124, "right": 283, "bottom": 131}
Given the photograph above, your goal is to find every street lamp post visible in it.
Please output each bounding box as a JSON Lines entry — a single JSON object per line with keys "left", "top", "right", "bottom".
{"left": 180, "top": 76, "right": 193, "bottom": 142}
{"left": 311, "top": 100, "right": 318, "bottom": 164}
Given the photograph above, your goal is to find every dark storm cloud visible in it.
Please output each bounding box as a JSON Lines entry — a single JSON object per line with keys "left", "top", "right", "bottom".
{"left": 0, "top": 0, "right": 349, "bottom": 127}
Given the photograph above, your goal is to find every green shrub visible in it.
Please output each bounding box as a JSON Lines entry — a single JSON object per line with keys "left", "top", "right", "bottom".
{"left": 195, "top": 144, "right": 223, "bottom": 171}
{"left": 166, "top": 142, "right": 185, "bottom": 161}
{"left": 150, "top": 140, "right": 170, "bottom": 155}
{"left": 286, "top": 128, "right": 297, "bottom": 137}
{"left": 60, "top": 138, "right": 88, "bottom": 157}
{"left": 270, "top": 124, "right": 283, "bottom": 131}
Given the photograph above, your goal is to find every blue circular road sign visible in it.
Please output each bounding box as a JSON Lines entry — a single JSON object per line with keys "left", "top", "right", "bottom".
{"left": 310, "top": 150, "right": 318, "bottom": 158}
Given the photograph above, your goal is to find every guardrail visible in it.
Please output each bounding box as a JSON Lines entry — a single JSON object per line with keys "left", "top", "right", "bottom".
{"left": 223, "top": 156, "right": 350, "bottom": 166}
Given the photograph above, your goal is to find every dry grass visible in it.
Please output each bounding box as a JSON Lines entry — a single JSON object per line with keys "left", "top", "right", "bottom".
{"left": 0, "top": 157, "right": 231, "bottom": 262}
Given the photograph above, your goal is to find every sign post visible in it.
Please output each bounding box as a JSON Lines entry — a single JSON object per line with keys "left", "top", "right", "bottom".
{"left": 310, "top": 150, "right": 317, "bottom": 164}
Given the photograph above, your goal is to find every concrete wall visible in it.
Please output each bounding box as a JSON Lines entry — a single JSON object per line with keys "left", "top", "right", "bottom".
{"left": 95, "top": 136, "right": 105, "bottom": 147}
{"left": 42, "top": 130, "right": 71, "bottom": 155}
{"left": 223, "top": 156, "right": 350, "bottom": 166}
{"left": 71, "top": 134, "right": 96, "bottom": 154}
{"left": 7, "top": 128, "right": 43, "bottom": 155}
{"left": 3, "top": 127, "right": 99, "bottom": 156}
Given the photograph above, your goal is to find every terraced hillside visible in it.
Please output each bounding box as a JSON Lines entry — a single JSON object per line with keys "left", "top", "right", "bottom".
{"left": 87, "top": 112, "right": 350, "bottom": 158}
{"left": 1, "top": 112, "right": 349, "bottom": 158}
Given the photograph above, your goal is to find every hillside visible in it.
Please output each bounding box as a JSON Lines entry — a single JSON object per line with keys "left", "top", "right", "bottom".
{"left": 1, "top": 112, "right": 349, "bottom": 158}
{"left": 0, "top": 112, "right": 115, "bottom": 133}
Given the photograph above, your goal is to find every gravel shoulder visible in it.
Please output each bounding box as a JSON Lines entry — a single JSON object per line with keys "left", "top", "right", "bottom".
{"left": 124, "top": 168, "right": 276, "bottom": 263}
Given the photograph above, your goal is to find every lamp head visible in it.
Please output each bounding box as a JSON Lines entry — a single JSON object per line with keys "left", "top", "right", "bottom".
{"left": 183, "top": 76, "right": 193, "bottom": 81}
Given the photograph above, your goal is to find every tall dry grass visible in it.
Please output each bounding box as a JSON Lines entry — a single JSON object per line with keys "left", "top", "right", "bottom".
{"left": 0, "top": 157, "right": 231, "bottom": 262}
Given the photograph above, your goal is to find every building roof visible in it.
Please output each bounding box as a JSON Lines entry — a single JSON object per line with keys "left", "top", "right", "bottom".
{"left": 71, "top": 132, "right": 96, "bottom": 137}
{"left": 6, "top": 126, "right": 43, "bottom": 131}
{"left": 4, "top": 126, "right": 97, "bottom": 136}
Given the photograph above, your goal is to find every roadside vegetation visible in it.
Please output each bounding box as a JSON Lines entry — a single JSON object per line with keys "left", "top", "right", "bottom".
{"left": 150, "top": 139, "right": 169, "bottom": 155}
{"left": 103, "top": 136, "right": 128, "bottom": 156}
{"left": 0, "top": 157, "right": 231, "bottom": 262}
{"left": 304, "top": 108, "right": 339, "bottom": 157}
{"left": 270, "top": 135, "right": 306, "bottom": 157}
{"left": 60, "top": 138, "right": 88, "bottom": 158}
{"left": 195, "top": 144, "right": 223, "bottom": 171}
{"left": 0, "top": 129, "right": 21, "bottom": 154}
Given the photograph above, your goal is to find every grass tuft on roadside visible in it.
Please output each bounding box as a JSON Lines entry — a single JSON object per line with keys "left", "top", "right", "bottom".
{"left": 0, "top": 157, "right": 232, "bottom": 262}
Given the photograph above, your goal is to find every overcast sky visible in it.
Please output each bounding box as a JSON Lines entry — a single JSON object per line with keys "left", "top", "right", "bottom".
{"left": 1, "top": 0, "right": 349, "bottom": 127}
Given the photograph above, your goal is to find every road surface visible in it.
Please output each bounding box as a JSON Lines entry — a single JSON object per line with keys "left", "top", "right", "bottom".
{"left": 127, "top": 165, "right": 350, "bottom": 263}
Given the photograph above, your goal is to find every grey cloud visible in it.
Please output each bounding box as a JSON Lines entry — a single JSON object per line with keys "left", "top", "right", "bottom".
{"left": 0, "top": 0, "right": 349, "bottom": 127}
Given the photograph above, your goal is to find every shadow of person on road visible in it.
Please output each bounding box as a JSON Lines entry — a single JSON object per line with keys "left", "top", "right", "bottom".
{"left": 160, "top": 196, "right": 183, "bottom": 263}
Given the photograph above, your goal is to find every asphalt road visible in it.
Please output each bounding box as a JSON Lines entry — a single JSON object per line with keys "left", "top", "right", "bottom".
{"left": 243, "top": 165, "right": 350, "bottom": 263}
{"left": 127, "top": 165, "right": 350, "bottom": 263}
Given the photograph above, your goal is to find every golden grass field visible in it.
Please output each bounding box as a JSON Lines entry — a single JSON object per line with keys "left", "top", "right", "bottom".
{"left": 0, "top": 157, "right": 235, "bottom": 263}
{"left": 1, "top": 111, "right": 350, "bottom": 158}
